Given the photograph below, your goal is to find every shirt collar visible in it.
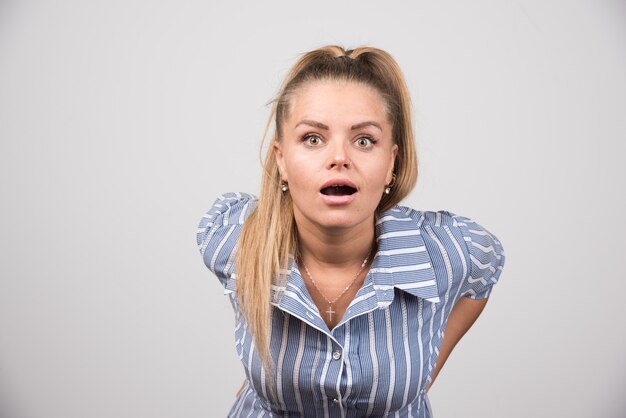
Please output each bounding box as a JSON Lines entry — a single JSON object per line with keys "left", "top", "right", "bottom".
{"left": 270, "top": 205, "right": 441, "bottom": 309}
{"left": 370, "top": 205, "right": 441, "bottom": 306}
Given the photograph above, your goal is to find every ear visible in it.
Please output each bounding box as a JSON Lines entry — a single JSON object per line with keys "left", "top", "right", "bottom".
{"left": 273, "top": 141, "right": 288, "bottom": 181}
{"left": 386, "top": 144, "right": 399, "bottom": 184}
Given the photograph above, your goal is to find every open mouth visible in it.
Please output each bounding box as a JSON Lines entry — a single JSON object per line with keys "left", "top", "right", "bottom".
{"left": 320, "top": 185, "right": 357, "bottom": 196}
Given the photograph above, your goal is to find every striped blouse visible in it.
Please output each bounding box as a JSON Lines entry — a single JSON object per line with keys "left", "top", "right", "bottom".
{"left": 196, "top": 192, "right": 506, "bottom": 418}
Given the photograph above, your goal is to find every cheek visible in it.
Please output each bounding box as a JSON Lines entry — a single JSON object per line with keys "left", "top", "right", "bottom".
{"left": 283, "top": 153, "right": 317, "bottom": 183}
{"left": 284, "top": 172, "right": 314, "bottom": 198}
{"left": 365, "top": 161, "right": 394, "bottom": 187}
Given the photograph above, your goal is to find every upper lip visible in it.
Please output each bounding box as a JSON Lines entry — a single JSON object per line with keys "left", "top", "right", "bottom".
{"left": 320, "top": 178, "right": 358, "bottom": 191}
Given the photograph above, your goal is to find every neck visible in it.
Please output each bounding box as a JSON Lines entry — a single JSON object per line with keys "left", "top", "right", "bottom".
{"left": 295, "top": 215, "right": 376, "bottom": 269}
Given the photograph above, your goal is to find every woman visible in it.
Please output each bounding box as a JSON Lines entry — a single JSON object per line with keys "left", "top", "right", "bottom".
{"left": 197, "top": 45, "right": 506, "bottom": 417}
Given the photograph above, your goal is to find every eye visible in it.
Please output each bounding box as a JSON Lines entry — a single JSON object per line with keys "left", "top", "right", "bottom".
{"left": 303, "top": 134, "right": 323, "bottom": 146}
{"left": 355, "top": 136, "right": 376, "bottom": 148}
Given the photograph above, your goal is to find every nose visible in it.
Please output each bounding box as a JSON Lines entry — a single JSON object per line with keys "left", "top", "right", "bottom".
{"left": 327, "top": 141, "right": 351, "bottom": 169}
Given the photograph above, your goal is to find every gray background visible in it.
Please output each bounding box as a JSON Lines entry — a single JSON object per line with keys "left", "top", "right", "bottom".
{"left": 1, "top": 1, "right": 625, "bottom": 417}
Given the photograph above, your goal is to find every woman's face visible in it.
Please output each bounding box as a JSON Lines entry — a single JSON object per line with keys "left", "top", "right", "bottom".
{"left": 274, "top": 79, "right": 398, "bottom": 232}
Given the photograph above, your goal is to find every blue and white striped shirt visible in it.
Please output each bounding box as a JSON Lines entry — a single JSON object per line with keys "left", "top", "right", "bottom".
{"left": 197, "top": 192, "right": 506, "bottom": 417}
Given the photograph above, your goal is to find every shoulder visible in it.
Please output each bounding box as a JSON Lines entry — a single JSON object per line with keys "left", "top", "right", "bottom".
{"left": 196, "top": 192, "right": 258, "bottom": 246}
{"left": 389, "top": 203, "right": 458, "bottom": 229}
{"left": 445, "top": 211, "right": 507, "bottom": 299}
{"left": 389, "top": 204, "right": 470, "bottom": 266}
{"left": 390, "top": 204, "right": 506, "bottom": 299}
{"left": 391, "top": 204, "right": 502, "bottom": 245}
{"left": 195, "top": 192, "right": 258, "bottom": 282}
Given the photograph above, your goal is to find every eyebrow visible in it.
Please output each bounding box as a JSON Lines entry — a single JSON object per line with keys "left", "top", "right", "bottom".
{"left": 295, "top": 120, "right": 383, "bottom": 132}
{"left": 296, "top": 120, "right": 329, "bottom": 130}
{"left": 351, "top": 121, "right": 382, "bottom": 132}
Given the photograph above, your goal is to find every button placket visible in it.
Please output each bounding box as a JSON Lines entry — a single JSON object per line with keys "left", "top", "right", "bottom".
{"left": 327, "top": 327, "right": 346, "bottom": 413}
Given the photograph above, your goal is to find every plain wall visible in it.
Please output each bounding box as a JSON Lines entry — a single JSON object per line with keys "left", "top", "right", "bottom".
{"left": 1, "top": 1, "right": 625, "bottom": 417}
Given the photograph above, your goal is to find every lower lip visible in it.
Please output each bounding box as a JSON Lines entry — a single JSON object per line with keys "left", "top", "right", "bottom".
{"left": 319, "top": 192, "right": 357, "bottom": 205}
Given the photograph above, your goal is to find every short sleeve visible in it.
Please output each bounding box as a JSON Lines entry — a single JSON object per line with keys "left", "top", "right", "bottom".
{"left": 196, "top": 192, "right": 258, "bottom": 293}
{"left": 455, "top": 215, "right": 506, "bottom": 300}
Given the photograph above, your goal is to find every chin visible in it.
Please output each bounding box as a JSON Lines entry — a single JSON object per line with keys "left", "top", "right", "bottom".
{"left": 292, "top": 198, "right": 377, "bottom": 231}
{"left": 312, "top": 210, "right": 373, "bottom": 230}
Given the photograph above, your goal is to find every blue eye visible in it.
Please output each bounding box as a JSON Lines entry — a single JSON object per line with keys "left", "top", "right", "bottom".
{"left": 355, "top": 136, "right": 375, "bottom": 148}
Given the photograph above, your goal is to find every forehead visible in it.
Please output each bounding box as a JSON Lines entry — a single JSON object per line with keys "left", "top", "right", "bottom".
{"left": 285, "top": 79, "right": 390, "bottom": 127}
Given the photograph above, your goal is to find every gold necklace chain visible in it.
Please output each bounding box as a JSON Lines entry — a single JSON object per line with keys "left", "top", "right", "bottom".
{"left": 300, "top": 248, "right": 372, "bottom": 323}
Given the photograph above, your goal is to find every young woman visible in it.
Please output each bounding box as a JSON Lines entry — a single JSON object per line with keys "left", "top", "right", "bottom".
{"left": 197, "top": 45, "right": 506, "bottom": 417}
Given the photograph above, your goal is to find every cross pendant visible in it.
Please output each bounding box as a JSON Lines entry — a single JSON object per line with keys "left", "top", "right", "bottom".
{"left": 326, "top": 305, "right": 335, "bottom": 322}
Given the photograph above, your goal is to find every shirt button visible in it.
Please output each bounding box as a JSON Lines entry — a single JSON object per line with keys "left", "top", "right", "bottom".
{"left": 332, "top": 398, "right": 339, "bottom": 404}
{"left": 332, "top": 350, "right": 342, "bottom": 360}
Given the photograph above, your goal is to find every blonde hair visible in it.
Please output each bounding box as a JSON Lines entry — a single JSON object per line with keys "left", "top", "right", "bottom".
{"left": 236, "top": 45, "right": 418, "bottom": 394}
